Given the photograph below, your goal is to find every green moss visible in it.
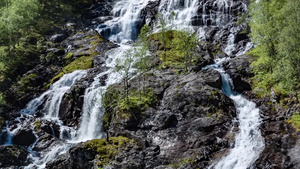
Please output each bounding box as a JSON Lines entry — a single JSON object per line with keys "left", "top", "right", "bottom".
{"left": 16, "top": 73, "right": 38, "bottom": 95}
{"left": 103, "top": 88, "right": 158, "bottom": 131}
{"left": 287, "top": 112, "right": 300, "bottom": 131}
{"left": 148, "top": 30, "right": 198, "bottom": 70}
{"left": 88, "top": 34, "right": 104, "bottom": 46}
{"left": 46, "top": 55, "right": 94, "bottom": 88}
{"left": 168, "top": 157, "right": 194, "bottom": 168}
{"left": 83, "top": 136, "right": 134, "bottom": 166}
{"left": 33, "top": 120, "right": 42, "bottom": 131}
{"left": 65, "top": 52, "right": 74, "bottom": 60}
{"left": 211, "top": 90, "right": 218, "bottom": 96}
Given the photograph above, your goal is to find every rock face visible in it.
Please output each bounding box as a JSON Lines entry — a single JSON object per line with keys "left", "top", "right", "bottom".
{"left": 101, "top": 69, "right": 236, "bottom": 168}
{"left": 4, "top": 0, "right": 300, "bottom": 169}
{"left": 223, "top": 55, "right": 253, "bottom": 93}
{"left": 12, "top": 129, "right": 36, "bottom": 147}
{"left": 0, "top": 145, "right": 28, "bottom": 167}
{"left": 50, "top": 34, "right": 67, "bottom": 43}
{"left": 251, "top": 96, "right": 298, "bottom": 168}
{"left": 45, "top": 144, "right": 97, "bottom": 169}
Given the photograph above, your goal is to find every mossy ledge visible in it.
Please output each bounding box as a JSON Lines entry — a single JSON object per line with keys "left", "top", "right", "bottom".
{"left": 286, "top": 112, "right": 300, "bottom": 131}
{"left": 83, "top": 136, "right": 134, "bottom": 166}
{"left": 45, "top": 55, "right": 93, "bottom": 88}
{"left": 102, "top": 87, "right": 158, "bottom": 131}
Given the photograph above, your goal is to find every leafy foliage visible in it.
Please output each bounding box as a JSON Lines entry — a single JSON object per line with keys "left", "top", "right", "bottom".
{"left": 103, "top": 87, "right": 157, "bottom": 131}
{"left": 249, "top": 0, "right": 300, "bottom": 101}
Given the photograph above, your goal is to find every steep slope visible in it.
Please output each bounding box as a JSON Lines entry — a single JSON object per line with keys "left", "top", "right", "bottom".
{"left": 0, "top": 0, "right": 299, "bottom": 169}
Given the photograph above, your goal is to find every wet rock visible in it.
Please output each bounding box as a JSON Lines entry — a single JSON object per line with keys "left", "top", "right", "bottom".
{"left": 0, "top": 145, "right": 29, "bottom": 167}
{"left": 33, "top": 134, "right": 58, "bottom": 152}
{"left": 40, "top": 121, "right": 60, "bottom": 137}
{"left": 50, "top": 34, "right": 67, "bottom": 43}
{"left": 223, "top": 55, "right": 252, "bottom": 93}
{"left": 45, "top": 143, "right": 97, "bottom": 169}
{"left": 58, "top": 68, "right": 103, "bottom": 127}
{"left": 234, "top": 31, "right": 248, "bottom": 43}
{"left": 141, "top": 0, "right": 160, "bottom": 26}
{"left": 13, "top": 128, "right": 36, "bottom": 147}
{"left": 47, "top": 48, "right": 65, "bottom": 56}
{"left": 193, "top": 51, "right": 214, "bottom": 71}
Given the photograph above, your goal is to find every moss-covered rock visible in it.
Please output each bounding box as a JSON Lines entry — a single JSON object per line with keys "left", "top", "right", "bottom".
{"left": 103, "top": 87, "right": 158, "bottom": 131}
{"left": 33, "top": 120, "right": 42, "bottom": 131}
{"left": 287, "top": 112, "right": 300, "bottom": 131}
{"left": 84, "top": 136, "right": 134, "bottom": 166}
{"left": 46, "top": 55, "right": 94, "bottom": 88}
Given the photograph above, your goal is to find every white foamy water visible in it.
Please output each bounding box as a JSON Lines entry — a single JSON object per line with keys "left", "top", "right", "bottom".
{"left": 5, "top": 0, "right": 256, "bottom": 168}
{"left": 204, "top": 58, "right": 265, "bottom": 169}
{"left": 75, "top": 45, "right": 132, "bottom": 142}
{"left": 20, "top": 70, "right": 87, "bottom": 118}
{"left": 96, "top": 0, "right": 151, "bottom": 43}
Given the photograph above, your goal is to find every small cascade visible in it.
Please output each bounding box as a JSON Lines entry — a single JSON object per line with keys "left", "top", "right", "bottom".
{"left": 76, "top": 45, "right": 133, "bottom": 142}
{"left": 10, "top": 70, "right": 87, "bottom": 168}
{"left": 20, "top": 70, "right": 87, "bottom": 118}
{"left": 224, "top": 33, "right": 236, "bottom": 56}
{"left": 157, "top": 0, "right": 233, "bottom": 28}
{"left": 96, "top": 0, "right": 151, "bottom": 43}
{"left": 25, "top": 144, "right": 72, "bottom": 169}
{"left": 204, "top": 58, "right": 265, "bottom": 169}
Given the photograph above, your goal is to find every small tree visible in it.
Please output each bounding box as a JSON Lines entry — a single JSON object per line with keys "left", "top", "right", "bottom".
{"left": 155, "top": 12, "right": 175, "bottom": 63}
{"left": 173, "top": 29, "right": 199, "bottom": 72}
{"left": 115, "top": 48, "right": 135, "bottom": 102}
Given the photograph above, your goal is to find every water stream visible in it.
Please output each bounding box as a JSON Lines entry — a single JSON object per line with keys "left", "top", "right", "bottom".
{"left": 0, "top": 0, "right": 262, "bottom": 168}
{"left": 204, "top": 58, "right": 265, "bottom": 169}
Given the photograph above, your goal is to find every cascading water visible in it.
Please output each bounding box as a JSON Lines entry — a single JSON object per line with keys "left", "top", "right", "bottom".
{"left": 157, "top": 0, "right": 233, "bottom": 28}
{"left": 1, "top": 0, "right": 258, "bottom": 168}
{"left": 96, "top": 0, "right": 151, "bottom": 43}
{"left": 76, "top": 45, "right": 132, "bottom": 142}
{"left": 204, "top": 58, "right": 265, "bottom": 169}
{"left": 20, "top": 70, "right": 87, "bottom": 118}
{"left": 15, "top": 70, "right": 87, "bottom": 168}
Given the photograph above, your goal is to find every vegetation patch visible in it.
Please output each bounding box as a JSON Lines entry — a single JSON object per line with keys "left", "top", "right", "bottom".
{"left": 149, "top": 30, "right": 183, "bottom": 68}
{"left": 103, "top": 87, "right": 158, "bottom": 131}
{"left": 46, "top": 55, "right": 93, "bottom": 88}
{"left": 33, "top": 120, "right": 42, "bottom": 131}
{"left": 16, "top": 73, "right": 38, "bottom": 95}
{"left": 168, "top": 157, "right": 194, "bottom": 168}
{"left": 83, "top": 136, "right": 134, "bottom": 166}
{"left": 287, "top": 112, "right": 300, "bottom": 131}
{"left": 148, "top": 28, "right": 199, "bottom": 71}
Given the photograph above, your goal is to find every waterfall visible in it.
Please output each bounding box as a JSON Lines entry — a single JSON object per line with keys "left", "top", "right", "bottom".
{"left": 204, "top": 58, "right": 265, "bottom": 169}
{"left": 2, "top": 0, "right": 258, "bottom": 168}
{"left": 20, "top": 70, "right": 87, "bottom": 118}
{"left": 96, "top": 0, "right": 151, "bottom": 43}
{"left": 157, "top": 0, "right": 232, "bottom": 28}
{"left": 16, "top": 70, "right": 87, "bottom": 168}
{"left": 76, "top": 45, "right": 132, "bottom": 142}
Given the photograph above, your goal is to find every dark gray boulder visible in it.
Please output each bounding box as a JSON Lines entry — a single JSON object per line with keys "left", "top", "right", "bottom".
{"left": 45, "top": 144, "right": 97, "bottom": 169}
{"left": 12, "top": 129, "right": 36, "bottom": 147}
{"left": 223, "top": 55, "right": 253, "bottom": 93}
{"left": 0, "top": 145, "right": 28, "bottom": 167}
